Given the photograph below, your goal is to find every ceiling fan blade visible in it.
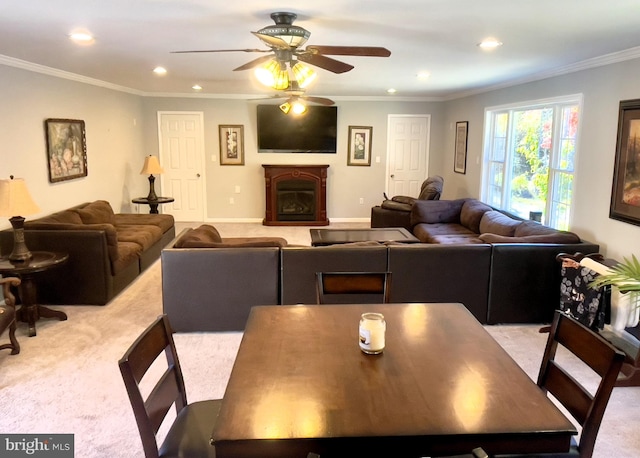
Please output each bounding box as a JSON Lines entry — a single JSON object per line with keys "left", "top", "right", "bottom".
{"left": 171, "top": 49, "right": 269, "bottom": 54}
{"left": 233, "top": 55, "right": 275, "bottom": 71}
{"left": 306, "top": 45, "right": 391, "bottom": 57}
{"left": 302, "top": 96, "right": 335, "bottom": 106}
{"left": 251, "top": 32, "right": 290, "bottom": 50}
{"left": 297, "top": 53, "right": 354, "bottom": 74}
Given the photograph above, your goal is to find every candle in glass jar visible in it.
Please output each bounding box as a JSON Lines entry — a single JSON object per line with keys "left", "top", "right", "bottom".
{"left": 359, "top": 312, "right": 386, "bottom": 354}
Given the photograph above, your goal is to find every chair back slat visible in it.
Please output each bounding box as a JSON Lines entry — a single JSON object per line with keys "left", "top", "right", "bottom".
{"left": 316, "top": 272, "right": 391, "bottom": 304}
{"left": 145, "top": 368, "right": 183, "bottom": 433}
{"left": 119, "top": 315, "right": 188, "bottom": 458}
{"left": 537, "top": 311, "right": 625, "bottom": 458}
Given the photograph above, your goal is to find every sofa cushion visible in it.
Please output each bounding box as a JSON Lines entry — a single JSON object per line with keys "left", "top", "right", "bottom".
{"left": 111, "top": 241, "right": 142, "bottom": 274}
{"left": 413, "top": 223, "right": 476, "bottom": 243}
{"left": 174, "top": 225, "right": 288, "bottom": 248}
{"left": 410, "top": 199, "right": 465, "bottom": 226}
{"left": 115, "top": 213, "right": 175, "bottom": 233}
{"left": 77, "top": 200, "right": 116, "bottom": 225}
{"left": 515, "top": 220, "right": 560, "bottom": 237}
{"left": 460, "top": 199, "right": 492, "bottom": 233}
{"left": 116, "top": 225, "right": 164, "bottom": 250}
{"left": 31, "top": 209, "right": 83, "bottom": 225}
{"left": 479, "top": 211, "right": 522, "bottom": 236}
{"left": 175, "top": 225, "right": 222, "bottom": 247}
{"left": 479, "top": 232, "right": 581, "bottom": 244}
{"left": 418, "top": 175, "right": 444, "bottom": 200}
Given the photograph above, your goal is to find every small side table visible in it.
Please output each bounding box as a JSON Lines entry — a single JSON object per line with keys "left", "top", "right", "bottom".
{"left": 0, "top": 251, "right": 69, "bottom": 337}
{"left": 132, "top": 196, "right": 174, "bottom": 214}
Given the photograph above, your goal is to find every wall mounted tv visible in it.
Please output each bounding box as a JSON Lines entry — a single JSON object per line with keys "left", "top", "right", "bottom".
{"left": 257, "top": 104, "right": 337, "bottom": 153}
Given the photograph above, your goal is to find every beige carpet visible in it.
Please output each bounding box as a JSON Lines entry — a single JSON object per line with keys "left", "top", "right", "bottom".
{"left": 0, "top": 222, "right": 638, "bottom": 457}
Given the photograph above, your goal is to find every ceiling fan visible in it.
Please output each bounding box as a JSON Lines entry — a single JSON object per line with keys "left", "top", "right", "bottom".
{"left": 172, "top": 12, "right": 391, "bottom": 75}
{"left": 256, "top": 81, "right": 335, "bottom": 114}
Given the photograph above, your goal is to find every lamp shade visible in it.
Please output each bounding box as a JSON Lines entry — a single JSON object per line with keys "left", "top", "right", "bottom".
{"left": 0, "top": 176, "right": 40, "bottom": 217}
{"left": 140, "top": 156, "right": 164, "bottom": 175}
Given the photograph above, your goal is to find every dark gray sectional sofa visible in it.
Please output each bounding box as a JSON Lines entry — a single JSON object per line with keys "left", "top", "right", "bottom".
{"left": 162, "top": 198, "right": 599, "bottom": 331}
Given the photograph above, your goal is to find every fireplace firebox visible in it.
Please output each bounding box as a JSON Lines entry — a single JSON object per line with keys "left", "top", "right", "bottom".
{"left": 263, "top": 165, "right": 329, "bottom": 226}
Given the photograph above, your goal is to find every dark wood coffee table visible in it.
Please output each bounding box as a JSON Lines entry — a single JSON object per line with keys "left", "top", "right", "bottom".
{"left": 310, "top": 227, "right": 419, "bottom": 246}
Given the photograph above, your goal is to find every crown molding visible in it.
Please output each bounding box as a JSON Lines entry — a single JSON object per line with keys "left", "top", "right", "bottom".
{"left": 443, "top": 46, "right": 640, "bottom": 101}
{"left": 3, "top": 46, "right": 640, "bottom": 102}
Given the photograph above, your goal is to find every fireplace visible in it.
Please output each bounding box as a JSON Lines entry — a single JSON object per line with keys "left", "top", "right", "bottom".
{"left": 263, "top": 165, "right": 329, "bottom": 226}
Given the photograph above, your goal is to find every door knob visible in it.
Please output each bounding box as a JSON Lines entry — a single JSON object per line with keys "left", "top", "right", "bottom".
{"left": 196, "top": 173, "right": 201, "bottom": 178}
{"left": 390, "top": 174, "right": 395, "bottom": 178}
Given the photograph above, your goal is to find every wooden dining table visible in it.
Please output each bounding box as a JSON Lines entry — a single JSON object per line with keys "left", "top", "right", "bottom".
{"left": 211, "top": 303, "right": 577, "bottom": 457}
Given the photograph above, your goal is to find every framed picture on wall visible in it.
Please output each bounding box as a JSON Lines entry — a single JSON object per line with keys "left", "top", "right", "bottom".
{"left": 347, "top": 126, "right": 372, "bottom": 166}
{"left": 219, "top": 125, "right": 244, "bottom": 165}
{"left": 45, "top": 118, "right": 88, "bottom": 183}
{"left": 610, "top": 99, "right": 640, "bottom": 226}
{"left": 454, "top": 121, "right": 468, "bottom": 174}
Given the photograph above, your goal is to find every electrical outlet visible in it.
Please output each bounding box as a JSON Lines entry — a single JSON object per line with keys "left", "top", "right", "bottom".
{"left": 235, "top": 185, "right": 241, "bottom": 193}
{"left": 359, "top": 198, "right": 364, "bottom": 204}
{"left": 229, "top": 197, "right": 235, "bottom": 204}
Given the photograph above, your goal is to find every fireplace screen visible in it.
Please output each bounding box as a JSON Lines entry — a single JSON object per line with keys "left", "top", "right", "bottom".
{"left": 276, "top": 180, "right": 316, "bottom": 221}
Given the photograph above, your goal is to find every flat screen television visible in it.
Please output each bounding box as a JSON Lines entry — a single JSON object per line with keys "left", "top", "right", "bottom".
{"left": 257, "top": 104, "right": 337, "bottom": 153}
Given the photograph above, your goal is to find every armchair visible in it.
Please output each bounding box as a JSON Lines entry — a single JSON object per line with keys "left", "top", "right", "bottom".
{"left": 371, "top": 175, "right": 444, "bottom": 230}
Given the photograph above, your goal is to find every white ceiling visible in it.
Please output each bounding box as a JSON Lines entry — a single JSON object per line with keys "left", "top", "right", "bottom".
{"left": 1, "top": 0, "right": 640, "bottom": 101}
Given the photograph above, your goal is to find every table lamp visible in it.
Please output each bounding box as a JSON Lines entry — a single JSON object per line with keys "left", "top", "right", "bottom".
{"left": 140, "top": 155, "right": 164, "bottom": 201}
{"left": 0, "top": 176, "right": 41, "bottom": 263}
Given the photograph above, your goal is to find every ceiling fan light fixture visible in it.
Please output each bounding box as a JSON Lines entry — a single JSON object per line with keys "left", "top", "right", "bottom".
{"left": 255, "top": 60, "right": 281, "bottom": 88}
{"left": 279, "top": 102, "right": 292, "bottom": 114}
{"left": 273, "top": 68, "right": 290, "bottom": 90}
{"left": 292, "top": 62, "right": 317, "bottom": 88}
{"left": 291, "top": 100, "right": 307, "bottom": 115}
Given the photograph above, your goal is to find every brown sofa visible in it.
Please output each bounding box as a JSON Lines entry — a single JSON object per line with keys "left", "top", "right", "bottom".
{"left": 0, "top": 200, "right": 175, "bottom": 305}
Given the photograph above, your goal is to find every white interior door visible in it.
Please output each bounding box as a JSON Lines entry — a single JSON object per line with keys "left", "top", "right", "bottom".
{"left": 386, "top": 115, "right": 430, "bottom": 197}
{"left": 158, "top": 112, "right": 205, "bottom": 222}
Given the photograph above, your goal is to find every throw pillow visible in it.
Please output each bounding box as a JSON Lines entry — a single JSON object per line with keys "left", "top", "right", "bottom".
{"left": 410, "top": 199, "right": 465, "bottom": 226}
{"left": 460, "top": 199, "right": 492, "bottom": 233}
{"left": 76, "top": 200, "right": 116, "bottom": 225}
{"left": 478, "top": 211, "right": 521, "bottom": 236}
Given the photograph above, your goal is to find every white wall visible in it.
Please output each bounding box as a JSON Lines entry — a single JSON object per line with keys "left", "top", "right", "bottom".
{"left": 0, "top": 65, "right": 146, "bottom": 226}
{"left": 442, "top": 57, "right": 640, "bottom": 260}
{"left": 140, "top": 97, "right": 445, "bottom": 220}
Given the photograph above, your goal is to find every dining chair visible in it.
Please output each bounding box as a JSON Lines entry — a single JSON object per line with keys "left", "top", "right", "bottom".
{"left": 0, "top": 277, "right": 21, "bottom": 355}
{"left": 118, "top": 314, "right": 220, "bottom": 458}
{"left": 483, "top": 310, "right": 624, "bottom": 458}
{"left": 315, "top": 271, "right": 391, "bottom": 304}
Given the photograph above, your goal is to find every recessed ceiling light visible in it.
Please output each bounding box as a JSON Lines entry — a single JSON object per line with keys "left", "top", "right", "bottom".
{"left": 192, "top": 85, "right": 202, "bottom": 91}
{"left": 69, "top": 30, "right": 95, "bottom": 45}
{"left": 478, "top": 38, "right": 503, "bottom": 50}
{"left": 417, "top": 71, "right": 431, "bottom": 80}
{"left": 387, "top": 88, "right": 397, "bottom": 94}
{"left": 153, "top": 67, "right": 167, "bottom": 75}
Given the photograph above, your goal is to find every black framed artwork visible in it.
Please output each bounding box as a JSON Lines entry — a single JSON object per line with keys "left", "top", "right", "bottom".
{"left": 45, "top": 118, "right": 88, "bottom": 183}
{"left": 610, "top": 99, "right": 640, "bottom": 226}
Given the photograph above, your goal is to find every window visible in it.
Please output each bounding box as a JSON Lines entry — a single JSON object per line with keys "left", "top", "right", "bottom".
{"left": 481, "top": 95, "right": 582, "bottom": 230}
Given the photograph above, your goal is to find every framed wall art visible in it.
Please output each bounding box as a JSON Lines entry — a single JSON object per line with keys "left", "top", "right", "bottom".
{"left": 610, "top": 99, "right": 640, "bottom": 226}
{"left": 347, "top": 126, "right": 372, "bottom": 166}
{"left": 45, "top": 118, "right": 88, "bottom": 183}
{"left": 454, "top": 121, "right": 468, "bottom": 174}
{"left": 219, "top": 125, "right": 244, "bottom": 165}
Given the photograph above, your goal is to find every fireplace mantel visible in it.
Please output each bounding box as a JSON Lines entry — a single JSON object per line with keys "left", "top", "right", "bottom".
{"left": 262, "top": 164, "right": 329, "bottom": 226}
